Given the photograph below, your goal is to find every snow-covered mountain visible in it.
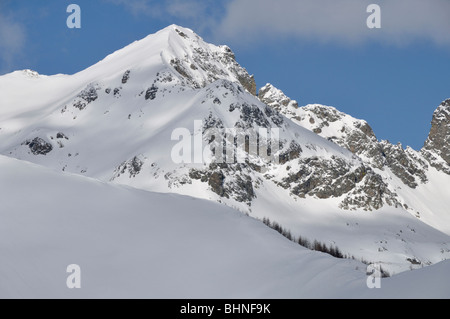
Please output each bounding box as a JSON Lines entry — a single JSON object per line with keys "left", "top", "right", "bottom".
{"left": 1, "top": 25, "right": 449, "bottom": 280}
{"left": 260, "top": 84, "right": 450, "bottom": 233}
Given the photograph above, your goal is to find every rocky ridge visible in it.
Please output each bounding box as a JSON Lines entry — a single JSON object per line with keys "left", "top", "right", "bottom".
{"left": 422, "top": 99, "right": 450, "bottom": 174}
{"left": 258, "top": 83, "right": 448, "bottom": 212}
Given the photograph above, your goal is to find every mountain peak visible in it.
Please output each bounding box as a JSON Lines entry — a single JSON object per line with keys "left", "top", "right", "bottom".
{"left": 422, "top": 99, "right": 450, "bottom": 172}
{"left": 435, "top": 99, "right": 450, "bottom": 119}
{"left": 85, "top": 25, "right": 256, "bottom": 95}
{"left": 157, "top": 24, "right": 196, "bottom": 36}
{"left": 258, "top": 83, "right": 299, "bottom": 112}
{"left": 161, "top": 25, "right": 256, "bottom": 94}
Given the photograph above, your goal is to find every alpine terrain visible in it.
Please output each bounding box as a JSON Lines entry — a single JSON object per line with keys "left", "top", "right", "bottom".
{"left": 0, "top": 25, "right": 449, "bottom": 298}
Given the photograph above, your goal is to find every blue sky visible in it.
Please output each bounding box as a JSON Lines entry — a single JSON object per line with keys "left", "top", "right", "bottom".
{"left": 1, "top": 0, "right": 449, "bottom": 150}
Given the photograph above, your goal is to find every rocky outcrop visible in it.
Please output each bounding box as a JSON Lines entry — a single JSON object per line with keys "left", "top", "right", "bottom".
{"left": 340, "top": 170, "right": 400, "bottom": 211}
{"left": 380, "top": 142, "right": 428, "bottom": 188}
{"left": 168, "top": 29, "right": 256, "bottom": 95}
{"left": 287, "top": 104, "right": 385, "bottom": 167}
{"left": 145, "top": 85, "right": 158, "bottom": 100}
{"left": 256, "top": 85, "right": 443, "bottom": 213}
{"left": 22, "top": 137, "right": 53, "bottom": 155}
{"left": 422, "top": 99, "right": 450, "bottom": 174}
{"left": 258, "top": 84, "right": 298, "bottom": 113}
{"left": 237, "top": 74, "right": 256, "bottom": 97}
{"left": 122, "top": 70, "right": 131, "bottom": 84}
{"left": 303, "top": 104, "right": 430, "bottom": 188}
{"left": 262, "top": 97, "right": 431, "bottom": 189}
{"left": 112, "top": 156, "right": 144, "bottom": 179}
{"left": 278, "top": 157, "right": 364, "bottom": 198}
{"left": 190, "top": 163, "right": 257, "bottom": 205}
{"left": 72, "top": 83, "right": 100, "bottom": 110}
{"left": 178, "top": 81, "right": 407, "bottom": 211}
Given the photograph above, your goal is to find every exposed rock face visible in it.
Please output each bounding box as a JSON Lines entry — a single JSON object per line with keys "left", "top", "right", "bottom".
{"left": 145, "top": 85, "right": 158, "bottom": 100}
{"left": 260, "top": 90, "right": 431, "bottom": 190}
{"left": 175, "top": 81, "right": 401, "bottom": 211}
{"left": 190, "top": 163, "right": 257, "bottom": 205}
{"left": 256, "top": 84, "right": 444, "bottom": 212}
{"left": 168, "top": 29, "right": 256, "bottom": 95}
{"left": 122, "top": 70, "right": 131, "bottom": 84}
{"left": 278, "top": 157, "right": 364, "bottom": 198}
{"left": 23, "top": 137, "right": 53, "bottom": 155}
{"left": 259, "top": 84, "right": 299, "bottom": 113}
{"left": 112, "top": 156, "right": 144, "bottom": 179}
{"left": 272, "top": 154, "right": 398, "bottom": 210}
{"left": 72, "top": 83, "right": 100, "bottom": 110}
{"left": 422, "top": 99, "right": 450, "bottom": 174}
{"left": 380, "top": 142, "right": 428, "bottom": 188}
{"left": 340, "top": 170, "right": 400, "bottom": 211}
{"left": 208, "top": 170, "right": 227, "bottom": 197}
{"left": 56, "top": 132, "right": 69, "bottom": 140}
{"left": 279, "top": 141, "right": 302, "bottom": 165}
{"left": 237, "top": 74, "right": 256, "bottom": 97}
{"left": 287, "top": 104, "right": 385, "bottom": 167}
{"left": 22, "top": 69, "right": 40, "bottom": 78}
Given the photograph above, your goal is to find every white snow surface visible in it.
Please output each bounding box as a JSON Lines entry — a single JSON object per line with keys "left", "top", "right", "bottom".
{"left": 0, "top": 155, "right": 449, "bottom": 299}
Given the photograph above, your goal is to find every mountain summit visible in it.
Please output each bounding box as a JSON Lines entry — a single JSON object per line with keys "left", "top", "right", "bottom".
{"left": 83, "top": 25, "right": 256, "bottom": 94}
{"left": 1, "top": 25, "right": 449, "bottom": 275}
{"left": 422, "top": 99, "right": 450, "bottom": 174}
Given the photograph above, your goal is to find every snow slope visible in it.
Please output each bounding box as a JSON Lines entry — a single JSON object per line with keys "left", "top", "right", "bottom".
{"left": 0, "top": 155, "right": 449, "bottom": 299}
{"left": 0, "top": 25, "right": 449, "bottom": 277}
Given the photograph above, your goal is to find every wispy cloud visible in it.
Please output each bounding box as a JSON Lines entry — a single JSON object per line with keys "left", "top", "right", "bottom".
{"left": 105, "top": 0, "right": 163, "bottom": 17}
{"left": 104, "top": 0, "right": 450, "bottom": 47}
{"left": 104, "top": 0, "right": 223, "bottom": 33}
{"left": 216, "top": 0, "right": 450, "bottom": 46}
{"left": 105, "top": 0, "right": 208, "bottom": 19}
{"left": 0, "top": 12, "right": 26, "bottom": 73}
{"left": 165, "top": 0, "right": 205, "bottom": 20}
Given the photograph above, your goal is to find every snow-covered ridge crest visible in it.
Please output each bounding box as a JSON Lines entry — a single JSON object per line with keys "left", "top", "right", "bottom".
{"left": 162, "top": 25, "right": 256, "bottom": 94}
{"left": 78, "top": 25, "right": 256, "bottom": 95}
{"left": 258, "top": 83, "right": 450, "bottom": 236}
{"left": 21, "top": 69, "right": 40, "bottom": 78}
{"left": 259, "top": 83, "right": 299, "bottom": 111}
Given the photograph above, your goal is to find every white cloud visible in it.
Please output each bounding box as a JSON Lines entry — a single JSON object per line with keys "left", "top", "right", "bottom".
{"left": 105, "top": 0, "right": 163, "bottom": 17}
{"left": 0, "top": 12, "right": 26, "bottom": 73}
{"left": 106, "top": 0, "right": 212, "bottom": 20}
{"left": 216, "top": 0, "right": 450, "bottom": 46}
{"left": 105, "top": 0, "right": 450, "bottom": 47}
{"left": 166, "top": 0, "right": 204, "bottom": 20}
{"left": 105, "top": 0, "right": 222, "bottom": 35}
